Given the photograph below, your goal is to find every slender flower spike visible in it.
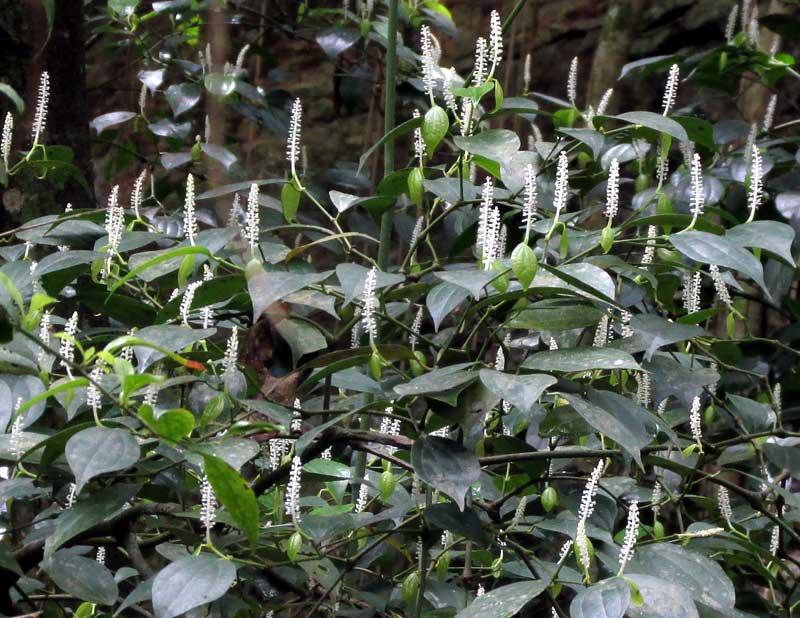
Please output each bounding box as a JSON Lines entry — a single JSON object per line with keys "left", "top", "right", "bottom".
{"left": 222, "top": 330, "right": 238, "bottom": 379}
{"left": 709, "top": 265, "right": 733, "bottom": 308}
{"left": 460, "top": 99, "right": 474, "bottom": 136}
{"left": 131, "top": 169, "right": 146, "bottom": 219}
{"left": 523, "top": 164, "right": 537, "bottom": 242}
{"left": 596, "top": 88, "right": 614, "bottom": 117}
{"left": 361, "top": 267, "right": 379, "bottom": 341}
{"left": 684, "top": 271, "right": 702, "bottom": 315}
{"left": 747, "top": 146, "right": 762, "bottom": 223}
{"left": 642, "top": 225, "right": 657, "bottom": 265}
{"left": 763, "top": 94, "right": 777, "bottom": 132}
{"left": 593, "top": 315, "right": 609, "bottom": 348}
{"left": 420, "top": 25, "right": 436, "bottom": 100}
{"left": 409, "top": 307, "right": 423, "bottom": 350}
{"left": 410, "top": 216, "right": 424, "bottom": 253}
{"left": 718, "top": 487, "right": 733, "bottom": 527}
{"left": 662, "top": 64, "right": 679, "bottom": 116}
{"left": 245, "top": 183, "right": 260, "bottom": 255}
{"left": 604, "top": 158, "right": 620, "bottom": 222}
{"left": 770, "top": 525, "right": 780, "bottom": 556}
{"left": 443, "top": 67, "right": 458, "bottom": 114}
{"left": 523, "top": 53, "right": 532, "bottom": 93}
{"left": 1, "top": 112, "right": 12, "bottom": 169}
{"left": 488, "top": 10, "right": 503, "bottom": 76}
{"left": 200, "top": 475, "right": 216, "bottom": 529}
{"left": 287, "top": 98, "right": 303, "bottom": 178}
{"left": 689, "top": 395, "right": 703, "bottom": 444}
{"left": 59, "top": 311, "right": 79, "bottom": 376}
{"left": 86, "top": 360, "right": 104, "bottom": 417}
{"left": 637, "top": 372, "right": 652, "bottom": 409}
{"left": 549, "top": 337, "right": 558, "bottom": 350}
{"left": 553, "top": 152, "right": 570, "bottom": 220}
{"left": 32, "top": 72, "right": 50, "bottom": 145}
{"left": 689, "top": 153, "right": 705, "bottom": 226}
{"left": 412, "top": 109, "right": 425, "bottom": 162}
{"left": 285, "top": 455, "right": 303, "bottom": 521}
{"left": 618, "top": 501, "right": 639, "bottom": 573}
{"left": 651, "top": 482, "right": 663, "bottom": 518}
{"left": 473, "top": 37, "right": 488, "bottom": 86}
{"left": 66, "top": 483, "right": 77, "bottom": 509}
{"left": 139, "top": 83, "right": 148, "bottom": 114}
{"left": 577, "top": 460, "right": 605, "bottom": 522}
{"left": 235, "top": 43, "right": 250, "bottom": 71}
{"left": 184, "top": 174, "right": 198, "bottom": 245}
{"left": 180, "top": 281, "right": 202, "bottom": 326}
{"left": 292, "top": 398, "right": 302, "bottom": 432}
{"left": 567, "top": 57, "right": 578, "bottom": 106}
{"left": 620, "top": 310, "right": 633, "bottom": 338}
{"left": 724, "top": 5, "right": 739, "bottom": 42}
{"left": 96, "top": 547, "right": 106, "bottom": 565}
{"left": 355, "top": 483, "right": 369, "bottom": 513}
{"left": 773, "top": 383, "right": 782, "bottom": 417}
{"left": 494, "top": 346, "right": 505, "bottom": 371}
{"left": 37, "top": 310, "right": 51, "bottom": 367}
{"left": 575, "top": 518, "right": 591, "bottom": 574}
{"left": 10, "top": 398, "right": 23, "bottom": 459}
{"left": 104, "top": 186, "right": 124, "bottom": 278}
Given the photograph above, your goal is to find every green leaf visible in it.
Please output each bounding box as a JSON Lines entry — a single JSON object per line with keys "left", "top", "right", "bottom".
{"left": 435, "top": 270, "right": 497, "bottom": 300}
{"left": 478, "top": 370, "right": 557, "bottom": 413}
{"left": 570, "top": 577, "right": 631, "bottom": 618}
{"left": 165, "top": 83, "right": 202, "bottom": 117}
{"left": 727, "top": 394, "right": 775, "bottom": 433}
{"left": 613, "top": 111, "right": 689, "bottom": 142}
{"left": 90, "top": 111, "right": 137, "bottom": 134}
{"left": 411, "top": 435, "right": 481, "bottom": 511}
{"left": 155, "top": 408, "right": 195, "bottom": 442}
{"left": 130, "top": 325, "right": 215, "bottom": 370}
{"left": 202, "top": 454, "right": 260, "bottom": 544}
{"left": 563, "top": 393, "right": 652, "bottom": 467}
{"left": 246, "top": 264, "right": 330, "bottom": 322}
{"left": 455, "top": 581, "right": 548, "bottom": 618}
{"left": 423, "top": 106, "right": 449, "bottom": 157}
{"left": 559, "top": 128, "right": 605, "bottom": 158}
{"left": 427, "top": 282, "right": 469, "bottom": 331}
{"left": 522, "top": 348, "right": 641, "bottom": 372}
{"left": 336, "top": 263, "right": 404, "bottom": 305}
{"left": 624, "top": 574, "right": 699, "bottom": 618}
{"left": 510, "top": 243, "right": 537, "bottom": 290}
{"left": 509, "top": 299, "right": 603, "bottom": 331}
{"left": 0, "top": 542, "right": 22, "bottom": 576}
{"left": 0, "top": 84, "right": 24, "bottom": 113}
{"left": 44, "top": 550, "right": 118, "bottom": 605}
{"left": 151, "top": 554, "right": 236, "bottom": 618}
{"left": 44, "top": 484, "right": 140, "bottom": 560}
{"left": 451, "top": 81, "right": 495, "bottom": 103}
{"left": 627, "top": 544, "right": 735, "bottom": 612}
{"left": 764, "top": 439, "right": 800, "bottom": 475}
{"left": 274, "top": 318, "right": 327, "bottom": 366}
{"left": 425, "top": 502, "right": 488, "bottom": 544}
{"left": 453, "top": 129, "right": 520, "bottom": 161}
{"left": 670, "top": 231, "right": 768, "bottom": 296}
{"left": 65, "top": 427, "right": 140, "bottom": 494}
{"left": 612, "top": 314, "right": 703, "bottom": 361}
{"left": 726, "top": 221, "right": 796, "bottom": 267}
{"left": 395, "top": 363, "right": 476, "bottom": 397}
{"left": 673, "top": 116, "right": 714, "bottom": 149}
{"left": 203, "top": 73, "right": 236, "bottom": 96}
{"left": 281, "top": 180, "right": 301, "bottom": 222}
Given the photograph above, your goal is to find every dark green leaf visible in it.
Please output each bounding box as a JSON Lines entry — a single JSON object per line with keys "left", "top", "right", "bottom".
{"left": 455, "top": 581, "right": 548, "bottom": 618}
{"left": 151, "top": 554, "right": 236, "bottom": 618}
{"left": 65, "top": 427, "right": 140, "bottom": 493}
{"left": 44, "top": 550, "right": 118, "bottom": 605}
{"left": 411, "top": 435, "right": 480, "bottom": 511}
{"left": 203, "top": 454, "right": 260, "bottom": 544}
{"left": 614, "top": 112, "right": 689, "bottom": 142}
{"left": 522, "top": 348, "right": 641, "bottom": 372}
{"left": 478, "top": 370, "right": 556, "bottom": 413}
{"left": 570, "top": 577, "right": 631, "bottom": 618}
{"left": 453, "top": 129, "right": 520, "bottom": 161}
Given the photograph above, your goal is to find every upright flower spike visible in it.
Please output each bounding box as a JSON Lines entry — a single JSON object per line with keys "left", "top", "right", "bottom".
{"left": 769, "top": 525, "right": 780, "bottom": 556}
{"left": 523, "top": 164, "right": 537, "bottom": 242}
{"left": 488, "top": 10, "right": 503, "bottom": 77}
{"left": 103, "top": 186, "right": 124, "bottom": 279}
{"left": 746, "top": 146, "right": 762, "bottom": 223}
{"left": 553, "top": 152, "right": 570, "bottom": 221}
{"left": 412, "top": 109, "right": 425, "bottom": 162}
{"left": 763, "top": 94, "right": 777, "bottom": 132}
{"left": 604, "top": 158, "right": 620, "bottom": 223}
{"left": 66, "top": 483, "right": 78, "bottom": 508}
{"left": 200, "top": 475, "right": 216, "bottom": 529}
{"left": 409, "top": 307, "right": 423, "bottom": 350}
{"left": 59, "top": 311, "right": 79, "bottom": 377}
{"left": 566, "top": 57, "right": 578, "bottom": 107}
{"left": 235, "top": 43, "right": 250, "bottom": 71}
{"left": 618, "top": 501, "right": 639, "bottom": 574}
{"left": 575, "top": 460, "right": 606, "bottom": 577}
{"left": 361, "top": 266, "right": 379, "bottom": 341}
{"left": 180, "top": 281, "right": 202, "bottom": 326}
{"left": 688, "top": 153, "right": 705, "bottom": 228}
{"left": 523, "top": 53, "right": 532, "bottom": 93}
{"left": 548, "top": 337, "right": 558, "bottom": 350}
{"left": 473, "top": 37, "right": 488, "bottom": 86}
{"left": 245, "top": 183, "right": 260, "bottom": 255}
{"left": 86, "top": 360, "right": 104, "bottom": 419}
{"left": 642, "top": 225, "right": 657, "bottom": 265}
{"left": 37, "top": 310, "right": 51, "bottom": 368}
{"left": 291, "top": 398, "right": 302, "bottom": 432}
{"left": 287, "top": 98, "right": 303, "bottom": 178}
{"left": 420, "top": 25, "right": 436, "bottom": 101}
{"left": 10, "top": 398, "right": 23, "bottom": 460}
{"left": 596, "top": 88, "right": 614, "bottom": 117}
{"left": 718, "top": 487, "right": 733, "bottom": 527}
{"left": 131, "top": 169, "right": 146, "bottom": 219}
{"left": 482, "top": 205, "right": 500, "bottom": 270}
{"left": 637, "top": 372, "right": 652, "bottom": 409}
{"left": 184, "top": 174, "right": 198, "bottom": 245}
{"left": 409, "top": 216, "right": 424, "bottom": 253}
{"left": 620, "top": 310, "right": 633, "bottom": 338}
{"left": 651, "top": 482, "right": 663, "bottom": 519}
{"left": 684, "top": 271, "right": 701, "bottom": 315}
{"left": 354, "top": 483, "right": 369, "bottom": 513}
{"left": 96, "top": 547, "right": 106, "bottom": 565}
{"left": 689, "top": 395, "right": 703, "bottom": 444}
{"left": 748, "top": 6, "right": 759, "bottom": 45}
{"left": 222, "top": 329, "right": 238, "bottom": 379}
{"left": 1, "top": 112, "right": 12, "bottom": 169}
{"left": 661, "top": 64, "right": 679, "bottom": 116}
{"left": 593, "top": 315, "right": 609, "bottom": 348}
{"left": 139, "top": 83, "right": 148, "bottom": 114}
{"left": 494, "top": 346, "right": 505, "bottom": 371}
{"left": 459, "top": 99, "right": 474, "bottom": 136}
{"left": 443, "top": 67, "right": 458, "bottom": 115}
{"left": 724, "top": 5, "right": 739, "bottom": 42}
{"left": 773, "top": 383, "right": 781, "bottom": 417}
{"left": 285, "top": 455, "right": 303, "bottom": 522}
{"left": 32, "top": 72, "right": 50, "bottom": 145}
{"left": 709, "top": 265, "right": 733, "bottom": 308}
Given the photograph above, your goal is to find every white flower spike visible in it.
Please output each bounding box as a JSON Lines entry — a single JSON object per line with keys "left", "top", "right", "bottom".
{"left": 361, "top": 267, "right": 379, "bottom": 340}
{"left": 245, "top": 183, "right": 260, "bottom": 255}
{"left": 184, "top": 174, "right": 198, "bottom": 245}
{"left": 488, "top": 10, "right": 503, "bottom": 77}
{"left": 604, "top": 158, "right": 620, "bottom": 223}
{"left": 662, "top": 64, "right": 679, "bottom": 116}
{"left": 618, "top": 501, "right": 639, "bottom": 573}
{"left": 473, "top": 37, "right": 488, "bottom": 86}
{"left": 32, "top": 72, "right": 50, "bottom": 145}
{"left": 567, "top": 57, "right": 578, "bottom": 106}
{"left": 285, "top": 455, "right": 303, "bottom": 522}
{"left": 689, "top": 153, "right": 704, "bottom": 227}
{"left": 1, "top": 112, "right": 12, "bottom": 169}
{"left": 287, "top": 98, "right": 303, "bottom": 178}
{"left": 746, "top": 146, "right": 762, "bottom": 223}
{"left": 689, "top": 395, "right": 703, "bottom": 444}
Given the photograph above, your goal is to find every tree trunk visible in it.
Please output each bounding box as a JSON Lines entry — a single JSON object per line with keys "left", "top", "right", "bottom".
{"left": 586, "top": 0, "right": 645, "bottom": 114}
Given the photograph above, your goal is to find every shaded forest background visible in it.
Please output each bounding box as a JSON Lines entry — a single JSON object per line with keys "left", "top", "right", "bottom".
{"left": 0, "top": 0, "right": 797, "bottom": 226}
